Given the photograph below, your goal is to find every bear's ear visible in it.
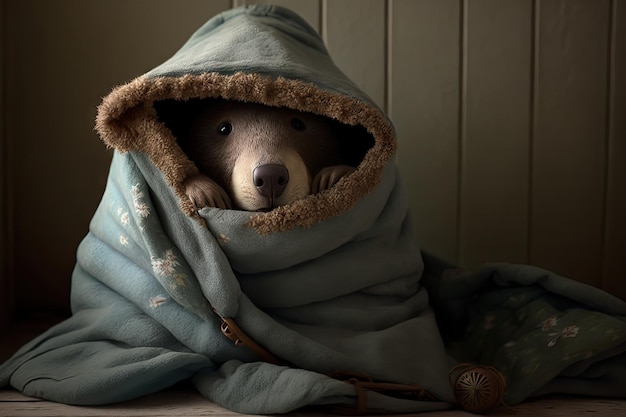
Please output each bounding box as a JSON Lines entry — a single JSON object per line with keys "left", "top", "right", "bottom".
{"left": 153, "top": 98, "right": 210, "bottom": 142}
{"left": 329, "top": 119, "right": 376, "bottom": 168}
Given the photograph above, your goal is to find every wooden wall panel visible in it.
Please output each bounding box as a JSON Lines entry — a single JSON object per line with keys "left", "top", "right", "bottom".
{"left": 4, "top": 0, "right": 231, "bottom": 313}
{"left": 323, "top": 0, "right": 386, "bottom": 111}
{"left": 390, "top": 0, "right": 461, "bottom": 262}
{"left": 0, "top": 0, "right": 11, "bottom": 328}
{"left": 459, "top": 0, "right": 532, "bottom": 268}
{"left": 530, "top": 0, "right": 611, "bottom": 286}
{"left": 603, "top": 0, "right": 626, "bottom": 300}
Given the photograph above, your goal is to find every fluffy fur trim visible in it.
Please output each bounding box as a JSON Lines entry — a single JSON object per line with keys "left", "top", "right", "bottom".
{"left": 95, "top": 72, "right": 396, "bottom": 233}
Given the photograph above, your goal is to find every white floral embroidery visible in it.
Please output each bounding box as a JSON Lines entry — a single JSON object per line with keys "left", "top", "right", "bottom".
{"left": 151, "top": 249, "right": 180, "bottom": 277}
{"left": 541, "top": 317, "right": 559, "bottom": 331}
{"left": 218, "top": 233, "right": 230, "bottom": 246}
{"left": 136, "top": 203, "right": 151, "bottom": 218}
{"left": 541, "top": 316, "right": 580, "bottom": 347}
{"left": 131, "top": 184, "right": 151, "bottom": 218}
{"left": 119, "top": 235, "right": 129, "bottom": 246}
{"left": 561, "top": 325, "right": 579, "bottom": 338}
{"left": 149, "top": 295, "right": 168, "bottom": 308}
{"left": 120, "top": 211, "right": 130, "bottom": 225}
{"left": 131, "top": 185, "right": 143, "bottom": 199}
{"left": 170, "top": 274, "right": 188, "bottom": 289}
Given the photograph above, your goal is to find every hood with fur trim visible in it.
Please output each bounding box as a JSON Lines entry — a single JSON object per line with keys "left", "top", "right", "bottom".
{"left": 95, "top": 4, "right": 395, "bottom": 233}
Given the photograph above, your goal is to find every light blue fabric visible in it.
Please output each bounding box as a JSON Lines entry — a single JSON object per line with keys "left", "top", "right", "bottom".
{"left": 0, "top": 146, "right": 453, "bottom": 412}
{"left": 146, "top": 5, "right": 370, "bottom": 106}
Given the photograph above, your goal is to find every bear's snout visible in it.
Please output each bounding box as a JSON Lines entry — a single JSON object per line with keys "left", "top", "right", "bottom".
{"left": 253, "top": 164, "right": 289, "bottom": 207}
{"left": 231, "top": 147, "right": 310, "bottom": 211}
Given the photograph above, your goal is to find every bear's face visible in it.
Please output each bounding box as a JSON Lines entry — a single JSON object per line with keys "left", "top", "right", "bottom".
{"left": 179, "top": 100, "right": 348, "bottom": 211}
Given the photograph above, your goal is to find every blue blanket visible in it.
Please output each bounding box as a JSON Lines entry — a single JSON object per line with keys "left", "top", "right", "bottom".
{"left": 1, "top": 5, "right": 625, "bottom": 414}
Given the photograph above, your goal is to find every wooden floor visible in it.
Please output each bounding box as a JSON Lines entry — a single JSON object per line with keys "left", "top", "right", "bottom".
{"left": 1, "top": 318, "right": 625, "bottom": 416}
{"left": 1, "top": 388, "right": 625, "bottom": 417}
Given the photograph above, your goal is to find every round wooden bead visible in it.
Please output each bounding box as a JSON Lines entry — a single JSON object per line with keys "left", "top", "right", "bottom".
{"left": 452, "top": 364, "right": 506, "bottom": 414}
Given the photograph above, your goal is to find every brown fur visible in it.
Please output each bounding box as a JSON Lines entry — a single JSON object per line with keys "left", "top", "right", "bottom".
{"left": 164, "top": 99, "right": 356, "bottom": 211}
{"left": 95, "top": 72, "right": 395, "bottom": 233}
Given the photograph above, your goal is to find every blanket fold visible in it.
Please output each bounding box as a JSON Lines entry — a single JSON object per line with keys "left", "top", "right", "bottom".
{"left": 2, "top": 4, "right": 625, "bottom": 414}
{"left": 422, "top": 255, "right": 626, "bottom": 405}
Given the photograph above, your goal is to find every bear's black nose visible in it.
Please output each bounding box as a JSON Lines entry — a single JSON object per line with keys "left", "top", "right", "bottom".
{"left": 253, "top": 164, "right": 289, "bottom": 204}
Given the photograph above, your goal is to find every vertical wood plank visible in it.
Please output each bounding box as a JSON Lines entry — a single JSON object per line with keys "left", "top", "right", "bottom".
{"left": 531, "top": 0, "right": 611, "bottom": 286}
{"left": 5, "top": 0, "right": 231, "bottom": 313}
{"left": 323, "top": 0, "right": 386, "bottom": 110}
{"left": 459, "top": 0, "right": 532, "bottom": 268}
{"left": 234, "top": 0, "right": 321, "bottom": 32}
{"left": 603, "top": 0, "right": 626, "bottom": 300}
{"left": 0, "top": 0, "right": 12, "bottom": 329}
{"left": 390, "top": 0, "right": 461, "bottom": 262}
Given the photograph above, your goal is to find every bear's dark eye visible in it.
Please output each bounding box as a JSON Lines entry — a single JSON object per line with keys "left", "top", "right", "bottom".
{"left": 217, "top": 122, "right": 232, "bottom": 136}
{"left": 291, "top": 118, "right": 306, "bottom": 131}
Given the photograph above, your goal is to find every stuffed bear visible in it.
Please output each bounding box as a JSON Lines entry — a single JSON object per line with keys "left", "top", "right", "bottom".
{"left": 159, "top": 98, "right": 360, "bottom": 211}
